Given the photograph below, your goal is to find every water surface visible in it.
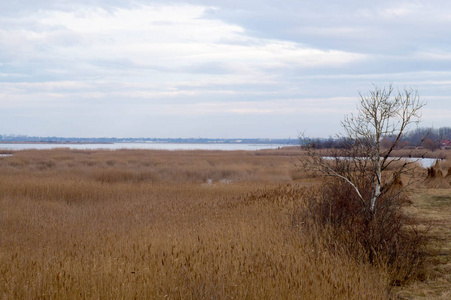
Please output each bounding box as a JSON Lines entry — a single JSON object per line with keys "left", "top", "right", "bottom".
{"left": 0, "top": 143, "right": 287, "bottom": 151}
{"left": 323, "top": 156, "right": 439, "bottom": 168}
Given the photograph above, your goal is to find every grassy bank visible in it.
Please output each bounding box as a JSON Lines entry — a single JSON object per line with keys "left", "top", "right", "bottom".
{"left": 393, "top": 189, "right": 451, "bottom": 299}
{"left": 0, "top": 148, "right": 448, "bottom": 298}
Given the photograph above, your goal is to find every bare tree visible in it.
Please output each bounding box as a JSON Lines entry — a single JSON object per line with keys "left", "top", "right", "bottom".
{"left": 300, "top": 84, "right": 425, "bottom": 217}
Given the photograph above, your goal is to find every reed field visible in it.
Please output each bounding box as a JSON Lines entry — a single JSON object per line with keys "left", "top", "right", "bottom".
{"left": 0, "top": 148, "right": 449, "bottom": 299}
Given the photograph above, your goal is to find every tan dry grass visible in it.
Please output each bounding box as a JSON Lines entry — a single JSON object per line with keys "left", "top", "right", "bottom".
{"left": 393, "top": 189, "right": 451, "bottom": 299}
{"left": 388, "top": 149, "right": 450, "bottom": 160}
{"left": 0, "top": 149, "right": 391, "bottom": 299}
{"left": 421, "top": 160, "right": 451, "bottom": 189}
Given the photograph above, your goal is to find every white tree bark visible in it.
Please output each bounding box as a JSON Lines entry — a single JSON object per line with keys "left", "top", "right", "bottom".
{"left": 301, "top": 84, "right": 425, "bottom": 217}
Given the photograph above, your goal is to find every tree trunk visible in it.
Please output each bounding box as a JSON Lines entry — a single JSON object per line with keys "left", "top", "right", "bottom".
{"left": 370, "top": 135, "right": 382, "bottom": 213}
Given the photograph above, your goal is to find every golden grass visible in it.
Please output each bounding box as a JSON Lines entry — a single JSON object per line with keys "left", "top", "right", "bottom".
{"left": 392, "top": 189, "right": 451, "bottom": 299}
{"left": 0, "top": 149, "right": 394, "bottom": 298}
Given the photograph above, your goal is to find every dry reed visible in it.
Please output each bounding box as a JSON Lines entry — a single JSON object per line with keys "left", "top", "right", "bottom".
{"left": 0, "top": 149, "right": 391, "bottom": 299}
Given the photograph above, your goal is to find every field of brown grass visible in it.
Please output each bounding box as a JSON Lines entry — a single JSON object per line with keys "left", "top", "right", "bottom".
{"left": 0, "top": 148, "right": 448, "bottom": 299}
{"left": 393, "top": 188, "right": 451, "bottom": 299}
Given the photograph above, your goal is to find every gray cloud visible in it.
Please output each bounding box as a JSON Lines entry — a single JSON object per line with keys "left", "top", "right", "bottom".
{"left": 0, "top": 1, "right": 450, "bottom": 138}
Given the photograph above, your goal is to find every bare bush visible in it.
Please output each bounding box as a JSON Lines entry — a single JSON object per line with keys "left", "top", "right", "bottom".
{"left": 292, "top": 180, "right": 427, "bottom": 285}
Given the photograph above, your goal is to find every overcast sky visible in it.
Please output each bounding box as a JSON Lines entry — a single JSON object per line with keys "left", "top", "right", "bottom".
{"left": 1, "top": 0, "right": 450, "bottom": 138}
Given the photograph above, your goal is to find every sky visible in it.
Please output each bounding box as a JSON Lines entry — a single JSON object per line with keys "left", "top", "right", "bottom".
{"left": 1, "top": 0, "right": 451, "bottom": 138}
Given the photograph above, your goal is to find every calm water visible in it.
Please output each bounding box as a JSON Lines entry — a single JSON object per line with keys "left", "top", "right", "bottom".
{"left": 323, "top": 156, "right": 439, "bottom": 169}
{"left": 0, "top": 143, "right": 288, "bottom": 151}
{"left": 1, "top": 144, "right": 441, "bottom": 168}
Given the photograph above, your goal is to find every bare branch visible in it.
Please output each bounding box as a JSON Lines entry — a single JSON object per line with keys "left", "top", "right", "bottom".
{"left": 299, "top": 84, "right": 426, "bottom": 216}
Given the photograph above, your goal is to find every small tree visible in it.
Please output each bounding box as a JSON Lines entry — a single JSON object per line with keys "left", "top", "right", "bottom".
{"left": 296, "top": 85, "right": 427, "bottom": 283}
{"left": 422, "top": 138, "right": 439, "bottom": 152}
{"left": 301, "top": 84, "right": 425, "bottom": 217}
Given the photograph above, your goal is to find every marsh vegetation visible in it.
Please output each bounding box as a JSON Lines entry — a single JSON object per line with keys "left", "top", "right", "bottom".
{"left": 0, "top": 148, "right": 449, "bottom": 298}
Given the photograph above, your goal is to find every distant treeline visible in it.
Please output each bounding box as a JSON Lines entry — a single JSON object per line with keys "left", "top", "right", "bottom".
{"left": 2, "top": 127, "right": 449, "bottom": 149}
{"left": 304, "top": 127, "right": 451, "bottom": 150}
{"left": 0, "top": 135, "right": 299, "bottom": 145}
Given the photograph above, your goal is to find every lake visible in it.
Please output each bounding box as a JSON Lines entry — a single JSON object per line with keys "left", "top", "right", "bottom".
{"left": 0, "top": 143, "right": 288, "bottom": 151}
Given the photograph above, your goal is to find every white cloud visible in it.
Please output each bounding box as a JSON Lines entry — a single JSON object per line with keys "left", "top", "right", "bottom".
{"left": 0, "top": 1, "right": 450, "bottom": 138}
{"left": 0, "top": 4, "right": 365, "bottom": 75}
{"left": 381, "top": 2, "right": 422, "bottom": 18}
{"left": 130, "top": 97, "right": 355, "bottom": 116}
{"left": 414, "top": 50, "right": 451, "bottom": 61}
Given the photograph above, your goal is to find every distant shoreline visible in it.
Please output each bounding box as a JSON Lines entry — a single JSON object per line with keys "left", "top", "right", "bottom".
{"left": 0, "top": 142, "right": 290, "bottom": 152}
{"left": 0, "top": 140, "right": 298, "bottom": 145}
{"left": 0, "top": 141, "right": 114, "bottom": 145}
{"left": 0, "top": 141, "right": 291, "bottom": 145}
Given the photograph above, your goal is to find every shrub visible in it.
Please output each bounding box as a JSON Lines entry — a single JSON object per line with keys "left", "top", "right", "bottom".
{"left": 292, "top": 179, "right": 427, "bottom": 285}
